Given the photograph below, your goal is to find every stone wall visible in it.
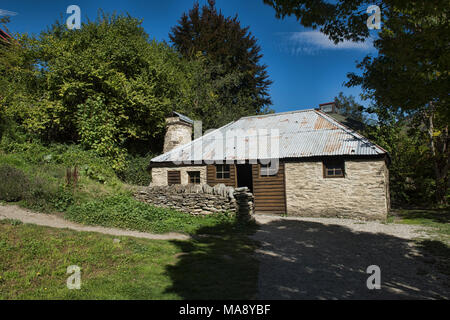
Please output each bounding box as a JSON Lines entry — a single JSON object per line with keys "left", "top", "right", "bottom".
{"left": 135, "top": 184, "right": 254, "bottom": 220}
{"left": 151, "top": 166, "right": 207, "bottom": 186}
{"left": 285, "top": 159, "right": 389, "bottom": 220}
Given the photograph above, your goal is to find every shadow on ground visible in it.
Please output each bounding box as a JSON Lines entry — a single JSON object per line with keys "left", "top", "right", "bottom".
{"left": 252, "top": 219, "right": 449, "bottom": 300}
{"left": 164, "top": 220, "right": 259, "bottom": 300}
{"left": 165, "top": 218, "right": 449, "bottom": 300}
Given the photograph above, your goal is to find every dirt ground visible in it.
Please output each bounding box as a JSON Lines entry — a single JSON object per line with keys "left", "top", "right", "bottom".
{"left": 253, "top": 215, "right": 449, "bottom": 300}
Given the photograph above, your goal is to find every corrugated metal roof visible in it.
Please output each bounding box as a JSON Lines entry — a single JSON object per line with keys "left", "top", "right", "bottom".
{"left": 151, "top": 109, "right": 386, "bottom": 163}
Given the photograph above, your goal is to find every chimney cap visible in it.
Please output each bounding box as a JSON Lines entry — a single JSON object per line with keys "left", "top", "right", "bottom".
{"left": 172, "top": 111, "right": 194, "bottom": 125}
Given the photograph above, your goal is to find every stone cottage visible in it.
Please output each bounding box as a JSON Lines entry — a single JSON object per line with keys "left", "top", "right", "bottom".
{"left": 149, "top": 107, "right": 390, "bottom": 220}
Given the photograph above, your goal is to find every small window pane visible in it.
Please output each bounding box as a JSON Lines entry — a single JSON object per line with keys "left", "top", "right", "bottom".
{"left": 324, "top": 160, "right": 345, "bottom": 178}
{"left": 216, "top": 164, "right": 231, "bottom": 179}
{"left": 188, "top": 171, "right": 201, "bottom": 184}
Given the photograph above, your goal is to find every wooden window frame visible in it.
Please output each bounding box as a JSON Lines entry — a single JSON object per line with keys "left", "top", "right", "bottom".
{"left": 167, "top": 170, "right": 181, "bottom": 185}
{"left": 323, "top": 160, "right": 345, "bottom": 178}
{"left": 215, "top": 164, "right": 231, "bottom": 180}
{"left": 188, "top": 171, "right": 201, "bottom": 184}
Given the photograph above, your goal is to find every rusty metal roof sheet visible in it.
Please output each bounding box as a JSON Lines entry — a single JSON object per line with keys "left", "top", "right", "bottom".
{"left": 151, "top": 109, "right": 387, "bottom": 163}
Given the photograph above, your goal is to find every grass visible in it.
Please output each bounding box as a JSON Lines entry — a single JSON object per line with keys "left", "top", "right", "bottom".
{"left": 0, "top": 141, "right": 238, "bottom": 235}
{"left": 388, "top": 208, "right": 450, "bottom": 277}
{"left": 0, "top": 141, "right": 260, "bottom": 299}
{"left": 388, "top": 208, "right": 450, "bottom": 240}
{"left": 0, "top": 219, "right": 258, "bottom": 299}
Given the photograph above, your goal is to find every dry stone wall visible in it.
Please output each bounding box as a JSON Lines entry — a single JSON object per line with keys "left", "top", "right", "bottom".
{"left": 135, "top": 184, "right": 254, "bottom": 220}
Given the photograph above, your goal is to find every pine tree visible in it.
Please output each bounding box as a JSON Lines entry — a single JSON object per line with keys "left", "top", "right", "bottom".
{"left": 169, "top": 0, "right": 272, "bottom": 125}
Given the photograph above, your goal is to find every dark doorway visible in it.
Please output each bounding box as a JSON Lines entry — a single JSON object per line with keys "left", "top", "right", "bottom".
{"left": 236, "top": 164, "right": 253, "bottom": 192}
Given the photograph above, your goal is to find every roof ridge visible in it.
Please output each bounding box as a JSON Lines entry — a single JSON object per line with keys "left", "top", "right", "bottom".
{"left": 239, "top": 108, "right": 316, "bottom": 120}
{"left": 314, "top": 110, "right": 388, "bottom": 155}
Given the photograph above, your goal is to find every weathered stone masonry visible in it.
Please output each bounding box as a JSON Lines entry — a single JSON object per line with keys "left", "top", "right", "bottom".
{"left": 136, "top": 184, "right": 254, "bottom": 220}
{"left": 151, "top": 166, "right": 207, "bottom": 186}
{"left": 284, "top": 159, "right": 389, "bottom": 220}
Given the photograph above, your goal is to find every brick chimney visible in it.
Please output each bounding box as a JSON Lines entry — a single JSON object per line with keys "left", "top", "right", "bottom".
{"left": 319, "top": 102, "right": 337, "bottom": 113}
{"left": 163, "top": 112, "right": 193, "bottom": 153}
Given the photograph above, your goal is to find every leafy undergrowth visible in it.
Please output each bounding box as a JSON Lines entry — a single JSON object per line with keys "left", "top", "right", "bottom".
{"left": 0, "top": 141, "right": 237, "bottom": 235}
{"left": 64, "top": 195, "right": 236, "bottom": 234}
{"left": 0, "top": 219, "right": 258, "bottom": 300}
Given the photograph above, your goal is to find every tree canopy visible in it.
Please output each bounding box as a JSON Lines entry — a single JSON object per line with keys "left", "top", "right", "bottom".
{"left": 264, "top": 0, "right": 449, "bottom": 204}
{"left": 170, "top": 0, "right": 273, "bottom": 129}
{"left": 1, "top": 13, "right": 204, "bottom": 169}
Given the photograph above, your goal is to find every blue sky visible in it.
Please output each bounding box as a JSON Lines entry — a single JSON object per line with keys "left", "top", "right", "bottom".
{"left": 1, "top": 0, "right": 377, "bottom": 113}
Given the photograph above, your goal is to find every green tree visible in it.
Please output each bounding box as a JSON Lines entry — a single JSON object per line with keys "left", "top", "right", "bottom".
{"left": 0, "top": 17, "right": 41, "bottom": 141}
{"left": 9, "top": 13, "right": 197, "bottom": 170}
{"left": 170, "top": 0, "right": 273, "bottom": 129}
{"left": 265, "top": 0, "right": 449, "bottom": 205}
{"left": 334, "top": 92, "right": 366, "bottom": 123}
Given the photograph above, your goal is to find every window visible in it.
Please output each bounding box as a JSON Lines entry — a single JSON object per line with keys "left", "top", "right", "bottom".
{"left": 260, "top": 163, "right": 278, "bottom": 177}
{"left": 216, "top": 164, "right": 230, "bottom": 179}
{"left": 188, "top": 171, "right": 201, "bottom": 184}
{"left": 323, "top": 160, "right": 345, "bottom": 178}
{"left": 167, "top": 171, "right": 181, "bottom": 185}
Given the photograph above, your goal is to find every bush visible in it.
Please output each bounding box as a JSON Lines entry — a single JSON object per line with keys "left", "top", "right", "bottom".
{"left": 22, "top": 176, "right": 74, "bottom": 213}
{"left": 64, "top": 195, "right": 233, "bottom": 234}
{"left": 0, "top": 164, "right": 30, "bottom": 201}
{"left": 117, "top": 154, "right": 152, "bottom": 186}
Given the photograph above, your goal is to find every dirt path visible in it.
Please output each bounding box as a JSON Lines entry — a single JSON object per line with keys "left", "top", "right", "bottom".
{"left": 0, "top": 204, "right": 190, "bottom": 241}
{"left": 253, "top": 215, "right": 449, "bottom": 300}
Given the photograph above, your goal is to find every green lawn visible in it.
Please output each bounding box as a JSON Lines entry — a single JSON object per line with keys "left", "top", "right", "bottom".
{"left": 388, "top": 208, "right": 450, "bottom": 240}
{"left": 388, "top": 208, "right": 450, "bottom": 277}
{"left": 0, "top": 219, "right": 258, "bottom": 300}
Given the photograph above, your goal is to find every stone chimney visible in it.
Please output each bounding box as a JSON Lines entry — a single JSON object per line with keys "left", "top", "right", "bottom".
{"left": 163, "top": 112, "right": 194, "bottom": 153}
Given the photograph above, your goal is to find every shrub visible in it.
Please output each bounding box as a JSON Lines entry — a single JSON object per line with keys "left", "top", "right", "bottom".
{"left": 117, "top": 154, "right": 152, "bottom": 186}
{"left": 0, "top": 164, "right": 30, "bottom": 201}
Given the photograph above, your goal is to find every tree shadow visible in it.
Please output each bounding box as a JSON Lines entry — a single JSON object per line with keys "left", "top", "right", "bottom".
{"left": 165, "top": 218, "right": 449, "bottom": 300}
{"left": 252, "top": 219, "right": 449, "bottom": 300}
{"left": 165, "top": 220, "right": 260, "bottom": 300}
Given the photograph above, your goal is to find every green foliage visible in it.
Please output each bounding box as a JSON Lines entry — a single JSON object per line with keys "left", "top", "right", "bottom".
{"left": 0, "top": 164, "right": 30, "bottom": 201}
{"left": 1, "top": 13, "right": 204, "bottom": 169}
{"left": 263, "top": 0, "right": 373, "bottom": 43}
{"left": 170, "top": 0, "right": 273, "bottom": 130}
{"left": 334, "top": 92, "right": 366, "bottom": 123}
{"left": 0, "top": 141, "right": 118, "bottom": 185}
{"left": 65, "top": 194, "right": 235, "bottom": 234}
{"left": 23, "top": 178, "right": 75, "bottom": 213}
{"left": 117, "top": 154, "right": 152, "bottom": 186}
{"left": 265, "top": 1, "right": 449, "bottom": 205}
{"left": 362, "top": 108, "right": 447, "bottom": 206}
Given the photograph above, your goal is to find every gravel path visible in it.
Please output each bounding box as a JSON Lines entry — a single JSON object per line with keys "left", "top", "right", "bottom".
{"left": 0, "top": 205, "right": 190, "bottom": 241}
{"left": 253, "top": 215, "right": 449, "bottom": 300}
